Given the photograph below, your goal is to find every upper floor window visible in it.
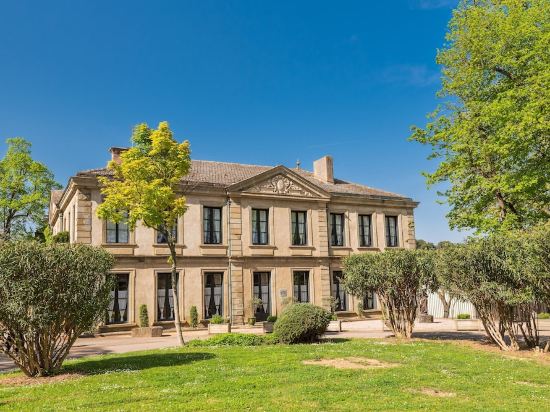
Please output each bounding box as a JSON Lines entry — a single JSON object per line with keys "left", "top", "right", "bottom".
{"left": 385, "top": 215, "right": 399, "bottom": 247}
{"left": 157, "top": 221, "right": 178, "bottom": 244}
{"left": 291, "top": 211, "right": 307, "bottom": 245}
{"left": 359, "top": 214, "right": 372, "bottom": 247}
{"left": 203, "top": 206, "right": 222, "bottom": 244}
{"left": 106, "top": 213, "right": 129, "bottom": 243}
{"left": 251, "top": 209, "right": 269, "bottom": 245}
{"left": 330, "top": 213, "right": 345, "bottom": 246}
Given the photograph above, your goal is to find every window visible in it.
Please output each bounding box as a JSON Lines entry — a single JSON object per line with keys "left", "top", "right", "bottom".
{"left": 332, "top": 271, "right": 347, "bottom": 311}
{"left": 203, "top": 207, "right": 222, "bottom": 244}
{"left": 385, "top": 216, "right": 399, "bottom": 247}
{"left": 106, "top": 212, "right": 129, "bottom": 243}
{"left": 253, "top": 272, "right": 271, "bottom": 321}
{"left": 156, "top": 221, "right": 178, "bottom": 244}
{"left": 359, "top": 214, "right": 372, "bottom": 247}
{"left": 106, "top": 274, "right": 129, "bottom": 324}
{"left": 293, "top": 271, "right": 310, "bottom": 303}
{"left": 204, "top": 272, "right": 223, "bottom": 318}
{"left": 291, "top": 211, "right": 307, "bottom": 245}
{"left": 157, "top": 272, "right": 179, "bottom": 321}
{"left": 363, "top": 291, "right": 376, "bottom": 310}
{"left": 330, "top": 213, "right": 345, "bottom": 246}
{"left": 251, "top": 209, "right": 269, "bottom": 245}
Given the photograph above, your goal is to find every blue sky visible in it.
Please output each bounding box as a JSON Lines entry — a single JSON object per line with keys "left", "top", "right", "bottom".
{"left": 0, "top": 0, "right": 467, "bottom": 243}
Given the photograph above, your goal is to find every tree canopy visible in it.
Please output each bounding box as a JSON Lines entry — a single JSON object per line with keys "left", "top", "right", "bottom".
{"left": 0, "top": 138, "right": 60, "bottom": 240}
{"left": 410, "top": 0, "right": 550, "bottom": 233}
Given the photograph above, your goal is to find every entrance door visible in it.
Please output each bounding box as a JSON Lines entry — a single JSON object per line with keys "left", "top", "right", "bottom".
{"left": 253, "top": 272, "right": 271, "bottom": 321}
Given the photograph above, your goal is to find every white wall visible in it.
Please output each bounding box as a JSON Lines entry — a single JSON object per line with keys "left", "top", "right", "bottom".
{"left": 427, "top": 291, "right": 477, "bottom": 319}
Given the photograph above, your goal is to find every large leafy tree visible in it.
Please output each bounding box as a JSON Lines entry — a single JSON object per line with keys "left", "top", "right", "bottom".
{"left": 0, "top": 138, "right": 60, "bottom": 239}
{"left": 411, "top": 0, "right": 550, "bottom": 233}
{"left": 97, "top": 121, "right": 191, "bottom": 346}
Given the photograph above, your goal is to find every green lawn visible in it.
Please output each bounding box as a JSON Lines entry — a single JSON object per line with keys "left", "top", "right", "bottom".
{"left": 0, "top": 338, "right": 549, "bottom": 411}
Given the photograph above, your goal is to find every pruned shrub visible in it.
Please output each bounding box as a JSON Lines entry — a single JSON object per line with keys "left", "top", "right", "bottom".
{"left": 139, "top": 304, "right": 149, "bottom": 327}
{"left": 190, "top": 306, "right": 199, "bottom": 328}
{"left": 187, "top": 333, "right": 277, "bottom": 347}
{"left": 274, "top": 303, "right": 331, "bottom": 344}
{"left": 51, "top": 231, "right": 69, "bottom": 243}
{"left": 457, "top": 313, "right": 471, "bottom": 320}
{"left": 266, "top": 315, "right": 277, "bottom": 323}
{"left": 210, "top": 314, "right": 224, "bottom": 324}
{"left": 538, "top": 313, "right": 550, "bottom": 320}
{"left": 0, "top": 241, "right": 114, "bottom": 376}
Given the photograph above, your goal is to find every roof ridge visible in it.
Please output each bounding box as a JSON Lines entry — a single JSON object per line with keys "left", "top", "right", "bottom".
{"left": 191, "top": 159, "right": 274, "bottom": 169}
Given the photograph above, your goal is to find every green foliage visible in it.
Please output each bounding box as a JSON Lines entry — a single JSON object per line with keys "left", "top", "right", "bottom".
{"left": 410, "top": 0, "right": 550, "bottom": 233}
{"left": 0, "top": 241, "right": 114, "bottom": 376}
{"left": 274, "top": 303, "right": 331, "bottom": 344}
{"left": 210, "top": 314, "right": 224, "bottom": 324}
{"left": 457, "top": 313, "right": 471, "bottom": 320}
{"left": 266, "top": 315, "right": 277, "bottom": 323}
{"left": 139, "top": 305, "right": 149, "bottom": 327}
{"left": 187, "top": 333, "right": 277, "bottom": 347}
{"left": 247, "top": 317, "right": 256, "bottom": 325}
{"left": 189, "top": 306, "right": 199, "bottom": 328}
{"left": 343, "top": 249, "right": 436, "bottom": 338}
{"left": 51, "top": 230, "right": 69, "bottom": 243}
{"left": 416, "top": 239, "right": 436, "bottom": 250}
{"left": 0, "top": 138, "right": 60, "bottom": 240}
{"left": 538, "top": 313, "right": 550, "bottom": 320}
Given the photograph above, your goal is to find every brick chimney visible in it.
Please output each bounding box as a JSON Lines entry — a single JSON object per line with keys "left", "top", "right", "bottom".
{"left": 313, "top": 155, "right": 334, "bottom": 183}
{"left": 109, "top": 147, "right": 127, "bottom": 164}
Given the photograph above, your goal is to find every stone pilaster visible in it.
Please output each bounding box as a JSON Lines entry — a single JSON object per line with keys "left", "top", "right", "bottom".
{"left": 228, "top": 198, "right": 244, "bottom": 324}
{"left": 76, "top": 190, "right": 92, "bottom": 244}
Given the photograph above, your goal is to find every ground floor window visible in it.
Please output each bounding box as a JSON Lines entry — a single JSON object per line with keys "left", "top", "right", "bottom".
{"left": 253, "top": 272, "right": 271, "bottom": 321}
{"left": 204, "top": 272, "right": 223, "bottom": 318}
{"left": 331, "top": 271, "right": 347, "bottom": 311}
{"left": 157, "top": 272, "right": 179, "bottom": 321}
{"left": 363, "top": 291, "right": 376, "bottom": 310}
{"left": 293, "top": 271, "right": 310, "bottom": 303}
{"left": 107, "top": 273, "right": 129, "bottom": 324}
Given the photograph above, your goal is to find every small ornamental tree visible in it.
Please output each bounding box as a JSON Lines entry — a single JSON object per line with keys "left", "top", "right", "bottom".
{"left": 0, "top": 242, "right": 114, "bottom": 377}
{"left": 343, "top": 249, "right": 435, "bottom": 339}
{"left": 139, "top": 305, "right": 149, "bottom": 328}
{"left": 97, "top": 121, "right": 191, "bottom": 346}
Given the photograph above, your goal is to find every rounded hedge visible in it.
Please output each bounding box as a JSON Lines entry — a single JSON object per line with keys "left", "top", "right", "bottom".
{"left": 274, "top": 303, "right": 331, "bottom": 344}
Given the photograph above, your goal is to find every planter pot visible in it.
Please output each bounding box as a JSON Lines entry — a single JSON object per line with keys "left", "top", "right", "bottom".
{"left": 208, "top": 323, "right": 231, "bottom": 334}
{"left": 326, "top": 320, "right": 342, "bottom": 332}
{"left": 537, "top": 319, "right": 550, "bottom": 331}
{"left": 131, "top": 326, "right": 164, "bottom": 338}
{"left": 263, "top": 322, "right": 274, "bottom": 333}
{"left": 418, "top": 314, "right": 434, "bottom": 323}
{"left": 455, "top": 319, "right": 481, "bottom": 331}
{"left": 247, "top": 317, "right": 256, "bottom": 326}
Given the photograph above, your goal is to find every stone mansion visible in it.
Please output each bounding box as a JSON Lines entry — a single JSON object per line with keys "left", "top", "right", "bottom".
{"left": 49, "top": 148, "right": 418, "bottom": 329}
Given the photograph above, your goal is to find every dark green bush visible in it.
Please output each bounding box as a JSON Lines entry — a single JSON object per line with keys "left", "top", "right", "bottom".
{"left": 187, "top": 333, "right": 278, "bottom": 347}
{"left": 266, "top": 315, "right": 277, "bottom": 323}
{"left": 457, "top": 313, "right": 471, "bottom": 319}
{"left": 51, "top": 231, "right": 69, "bottom": 243}
{"left": 190, "top": 306, "right": 199, "bottom": 328}
{"left": 274, "top": 303, "right": 331, "bottom": 344}
{"left": 139, "top": 304, "right": 149, "bottom": 327}
{"left": 210, "top": 314, "right": 224, "bottom": 324}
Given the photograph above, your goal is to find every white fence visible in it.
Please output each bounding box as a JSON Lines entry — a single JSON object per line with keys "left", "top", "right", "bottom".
{"left": 427, "top": 292, "right": 477, "bottom": 319}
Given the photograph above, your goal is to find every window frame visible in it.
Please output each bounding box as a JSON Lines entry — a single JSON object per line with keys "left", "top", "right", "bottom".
{"left": 293, "top": 270, "right": 310, "bottom": 303}
{"left": 331, "top": 271, "right": 347, "bottom": 311}
{"left": 291, "top": 210, "right": 308, "bottom": 246}
{"left": 156, "top": 220, "right": 178, "bottom": 244}
{"left": 251, "top": 208, "right": 269, "bottom": 245}
{"left": 358, "top": 214, "right": 373, "bottom": 247}
{"left": 204, "top": 272, "right": 224, "bottom": 319}
{"left": 156, "top": 272, "right": 179, "bottom": 322}
{"left": 330, "top": 212, "right": 345, "bottom": 247}
{"left": 106, "top": 273, "right": 130, "bottom": 325}
{"left": 385, "top": 215, "right": 399, "bottom": 247}
{"left": 203, "top": 206, "right": 223, "bottom": 245}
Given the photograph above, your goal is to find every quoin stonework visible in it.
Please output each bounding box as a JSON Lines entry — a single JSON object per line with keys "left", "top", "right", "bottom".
{"left": 49, "top": 149, "right": 418, "bottom": 330}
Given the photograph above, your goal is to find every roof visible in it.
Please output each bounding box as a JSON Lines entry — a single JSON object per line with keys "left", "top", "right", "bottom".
{"left": 76, "top": 159, "right": 411, "bottom": 201}
{"left": 50, "top": 189, "right": 64, "bottom": 204}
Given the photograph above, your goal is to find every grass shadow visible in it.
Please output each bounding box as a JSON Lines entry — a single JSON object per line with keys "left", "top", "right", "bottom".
{"left": 319, "top": 337, "right": 351, "bottom": 344}
{"left": 63, "top": 351, "right": 215, "bottom": 375}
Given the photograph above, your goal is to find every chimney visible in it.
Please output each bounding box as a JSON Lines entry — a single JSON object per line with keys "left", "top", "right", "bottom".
{"left": 313, "top": 155, "right": 334, "bottom": 183}
{"left": 109, "top": 147, "right": 127, "bottom": 164}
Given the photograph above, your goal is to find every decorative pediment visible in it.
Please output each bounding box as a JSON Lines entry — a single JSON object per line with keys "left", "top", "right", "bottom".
{"left": 228, "top": 166, "right": 330, "bottom": 200}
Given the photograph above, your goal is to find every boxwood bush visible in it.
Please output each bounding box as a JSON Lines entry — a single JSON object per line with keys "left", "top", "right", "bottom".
{"left": 274, "top": 303, "right": 331, "bottom": 344}
{"left": 188, "top": 333, "right": 277, "bottom": 347}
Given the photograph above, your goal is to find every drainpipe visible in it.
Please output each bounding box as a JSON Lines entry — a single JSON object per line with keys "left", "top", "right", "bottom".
{"left": 325, "top": 203, "right": 331, "bottom": 310}
{"left": 226, "top": 196, "right": 233, "bottom": 323}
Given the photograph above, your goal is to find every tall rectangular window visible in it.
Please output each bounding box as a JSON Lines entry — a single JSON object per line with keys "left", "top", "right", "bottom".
{"left": 363, "top": 291, "right": 376, "bottom": 310}
{"left": 291, "top": 211, "right": 307, "bottom": 245}
{"left": 204, "top": 272, "right": 224, "bottom": 318}
{"left": 106, "top": 212, "right": 129, "bottom": 243}
{"left": 331, "top": 271, "right": 347, "bottom": 311}
{"left": 385, "top": 216, "right": 399, "bottom": 247}
{"left": 330, "top": 213, "right": 345, "bottom": 246}
{"left": 203, "top": 207, "right": 222, "bottom": 244}
{"left": 157, "top": 272, "right": 179, "bottom": 321}
{"left": 106, "top": 274, "right": 129, "bottom": 324}
{"left": 359, "top": 214, "right": 372, "bottom": 247}
{"left": 251, "top": 209, "right": 269, "bottom": 245}
{"left": 293, "top": 271, "right": 310, "bottom": 303}
{"left": 156, "top": 221, "right": 178, "bottom": 244}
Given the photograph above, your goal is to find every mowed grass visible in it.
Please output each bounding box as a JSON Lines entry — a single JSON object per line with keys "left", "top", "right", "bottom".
{"left": 0, "top": 339, "right": 549, "bottom": 411}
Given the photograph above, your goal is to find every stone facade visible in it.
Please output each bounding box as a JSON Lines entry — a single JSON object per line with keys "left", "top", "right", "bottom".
{"left": 49, "top": 152, "right": 418, "bottom": 329}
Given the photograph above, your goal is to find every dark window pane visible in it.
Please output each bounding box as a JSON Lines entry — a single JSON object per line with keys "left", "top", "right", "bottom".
{"left": 293, "top": 271, "right": 309, "bottom": 303}
{"left": 157, "top": 272, "right": 179, "bottom": 321}
{"left": 106, "top": 212, "right": 129, "bottom": 243}
{"left": 330, "top": 213, "right": 345, "bottom": 246}
{"left": 107, "top": 274, "right": 129, "bottom": 324}
{"left": 204, "top": 272, "right": 224, "bottom": 318}
{"left": 359, "top": 214, "right": 372, "bottom": 247}
{"left": 291, "top": 211, "right": 307, "bottom": 245}
{"left": 157, "top": 222, "right": 178, "bottom": 244}
{"left": 331, "top": 271, "right": 347, "bottom": 311}
{"left": 363, "top": 291, "right": 375, "bottom": 310}
{"left": 204, "top": 207, "right": 222, "bottom": 244}
{"left": 385, "top": 216, "right": 399, "bottom": 247}
{"left": 253, "top": 272, "right": 271, "bottom": 321}
{"left": 252, "top": 209, "right": 269, "bottom": 245}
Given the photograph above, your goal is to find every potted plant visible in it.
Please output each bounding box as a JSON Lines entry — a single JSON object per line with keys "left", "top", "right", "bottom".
{"left": 263, "top": 315, "right": 277, "bottom": 333}
{"left": 131, "top": 305, "right": 164, "bottom": 337}
{"left": 326, "top": 297, "right": 342, "bottom": 332}
{"left": 208, "top": 314, "right": 231, "bottom": 334}
{"left": 189, "top": 306, "right": 199, "bottom": 329}
{"left": 537, "top": 312, "right": 550, "bottom": 331}
{"left": 454, "top": 313, "right": 481, "bottom": 331}
{"left": 248, "top": 297, "right": 263, "bottom": 326}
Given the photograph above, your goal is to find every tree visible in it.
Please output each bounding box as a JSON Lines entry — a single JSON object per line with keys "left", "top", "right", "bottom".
{"left": 0, "top": 138, "right": 60, "bottom": 240}
{"left": 97, "top": 121, "right": 191, "bottom": 346}
{"left": 410, "top": 0, "right": 550, "bottom": 233}
{"left": 0, "top": 242, "right": 114, "bottom": 377}
{"left": 343, "top": 249, "right": 435, "bottom": 339}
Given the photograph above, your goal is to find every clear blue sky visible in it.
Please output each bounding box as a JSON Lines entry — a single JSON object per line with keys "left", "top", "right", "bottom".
{"left": 0, "top": 0, "right": 468, "bottom": 243}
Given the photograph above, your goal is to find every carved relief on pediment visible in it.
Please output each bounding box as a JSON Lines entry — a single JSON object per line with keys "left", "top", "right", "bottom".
{"left": 246, "top": 175, "right": 315, "bottom": 197}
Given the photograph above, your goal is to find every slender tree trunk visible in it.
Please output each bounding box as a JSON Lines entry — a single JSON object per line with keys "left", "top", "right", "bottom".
{"left": 437, "top": 290, "right": 452, "bottom": 318}
{"left": 168, "top": 242, "right": 184, "bottom": 346}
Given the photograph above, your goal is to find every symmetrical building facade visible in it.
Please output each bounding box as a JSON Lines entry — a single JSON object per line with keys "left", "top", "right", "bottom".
{"left": 49, "top": 149, "right": 418, "bottom": 329}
